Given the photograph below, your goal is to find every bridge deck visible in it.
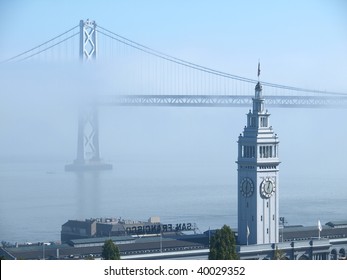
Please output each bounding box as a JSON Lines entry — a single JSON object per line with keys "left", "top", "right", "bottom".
{"left": 98, "top": 95, "right": 347, "bottom": 108}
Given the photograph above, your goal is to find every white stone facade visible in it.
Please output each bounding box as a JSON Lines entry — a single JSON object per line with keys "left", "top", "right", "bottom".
{"left": 237, "top": 82, "right": 280, "bottom": 245}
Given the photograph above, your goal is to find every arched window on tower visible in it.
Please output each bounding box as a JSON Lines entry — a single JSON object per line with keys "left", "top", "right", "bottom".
{"left": 260, "top": 117, "right": 268, "bottom": 127}
{"left": 260, "top": 146, "right": 263, "bottom": 158}
{"left": 259, "top": 146, "right": 274, "bottom": 158}
{"left": 251, "top": 117, "right": 256, "bottom": 127}
{"left": 242, "top": 145, "right": 256, "bottom": 158}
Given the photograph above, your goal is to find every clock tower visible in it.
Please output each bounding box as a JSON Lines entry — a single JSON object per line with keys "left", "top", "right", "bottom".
{"left": 237, "top": 76, "right": 280, "bottom": 245}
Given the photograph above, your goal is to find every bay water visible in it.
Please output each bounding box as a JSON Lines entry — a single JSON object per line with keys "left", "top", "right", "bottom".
{"left": 0, "top": 155, "right": 346, "bottom": 244}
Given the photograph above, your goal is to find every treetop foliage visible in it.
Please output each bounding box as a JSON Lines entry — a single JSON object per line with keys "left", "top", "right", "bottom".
{"left": 209, "top": 225, "right": 238, "bottom": 260}
{"left": 101, "top": 239, "right": 121, "bottom": 260}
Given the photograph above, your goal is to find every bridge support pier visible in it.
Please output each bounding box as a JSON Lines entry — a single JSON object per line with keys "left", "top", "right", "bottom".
{"left": 65, "top": 104, "right": 112, "bottom": 172}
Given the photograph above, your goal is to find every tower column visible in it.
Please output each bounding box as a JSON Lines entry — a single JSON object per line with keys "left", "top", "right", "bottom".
{"left": 79, "top": 19, "right": 97, "bottom": 61}
{"left": 65, "top": 20, "right": 111, "bottom": 171}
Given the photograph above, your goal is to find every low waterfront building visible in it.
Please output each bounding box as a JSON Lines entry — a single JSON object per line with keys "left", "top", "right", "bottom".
{"left": 1, "top": 221, "right": 346, "bottom": 260}
{"left": 61, "top": 216, "right": 197, "bottom": 242}
{"left": 0, "top": 234, "right": 209, "bottom": 260}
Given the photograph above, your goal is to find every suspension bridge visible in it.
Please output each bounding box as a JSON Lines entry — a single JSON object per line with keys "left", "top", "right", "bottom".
{"left": 2, "top": 19, "right": 347, "bottom": 171}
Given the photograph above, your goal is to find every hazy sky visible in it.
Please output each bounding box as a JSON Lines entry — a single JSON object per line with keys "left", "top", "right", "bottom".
{"left": 0, "top": 0, "right": 346, "bottom": 183}
{"left": 1, "top": 0, "right": 347, "bottom": 90}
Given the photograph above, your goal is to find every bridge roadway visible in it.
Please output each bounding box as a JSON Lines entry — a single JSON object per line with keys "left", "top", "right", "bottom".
{"left": 98, "top": 94, "right": 347, "bottom": 108}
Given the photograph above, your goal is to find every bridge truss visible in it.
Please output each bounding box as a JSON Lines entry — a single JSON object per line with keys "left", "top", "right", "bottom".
{"left": 100, "top": 94, "right": 347, "bottom": 108}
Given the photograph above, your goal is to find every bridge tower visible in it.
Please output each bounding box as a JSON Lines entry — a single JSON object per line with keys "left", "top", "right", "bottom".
{"left": 79, "top": 19, "right": 97, "bottom": 61}
{"left": 65, "top": 20, "right": 112, "bottom": 171}
{"left": 236, "top": 75, "right": 280, "bottom": 245}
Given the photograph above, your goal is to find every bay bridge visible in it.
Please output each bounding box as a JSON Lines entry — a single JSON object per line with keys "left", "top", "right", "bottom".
{"left": 2, "top": 19, "right": 347, "bottom": 171}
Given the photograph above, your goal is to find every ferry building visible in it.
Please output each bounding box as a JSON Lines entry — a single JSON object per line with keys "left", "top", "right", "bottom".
{"left": 234, "top": 69, "right": 347, "bottom": 259}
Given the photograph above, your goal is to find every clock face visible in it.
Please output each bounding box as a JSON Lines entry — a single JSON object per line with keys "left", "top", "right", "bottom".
{"left": 240, "top": 178, "right": 254, "bottom": 197}
{"left": 260, "top": 178, "right": 276, "bottom": 198}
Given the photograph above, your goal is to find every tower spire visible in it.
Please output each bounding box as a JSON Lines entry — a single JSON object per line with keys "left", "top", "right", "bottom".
{"left": 254, "top": 61, "right": 263, "bottom": 101}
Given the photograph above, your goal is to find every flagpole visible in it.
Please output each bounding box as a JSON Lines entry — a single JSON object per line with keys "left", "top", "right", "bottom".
{"left": 160, "top": 229, "right": 162, "bottom": 253}
{"left": 246, "top": 222, "right": 249, "bottom": 246}
{"left": 208, "top": 227, "right": 211, "bottom": 249}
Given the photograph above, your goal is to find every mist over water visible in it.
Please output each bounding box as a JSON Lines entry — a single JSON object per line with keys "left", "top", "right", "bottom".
{"left": 0, "top": 153, "right": 346, "bottom": 244}
{"left": 0, "top": 62, "right": 346, "bottom": 244}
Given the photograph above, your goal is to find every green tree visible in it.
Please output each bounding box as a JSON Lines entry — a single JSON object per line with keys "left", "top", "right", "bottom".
{"left": 101, "top": 240, "right": 120, "bottom": 260}
{"left": 209, "top": 225, "right": 238, "bottom": 260}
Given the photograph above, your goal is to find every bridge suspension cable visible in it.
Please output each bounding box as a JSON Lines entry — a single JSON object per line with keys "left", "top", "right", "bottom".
{"left": 97, "top": 25, "right": 346, "bottom": 96}
{"left": 1, "top": 25, "right": 79, "bottom": 63}
{"left": 2, "top": 21, "right": 346, "bottom": 97}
